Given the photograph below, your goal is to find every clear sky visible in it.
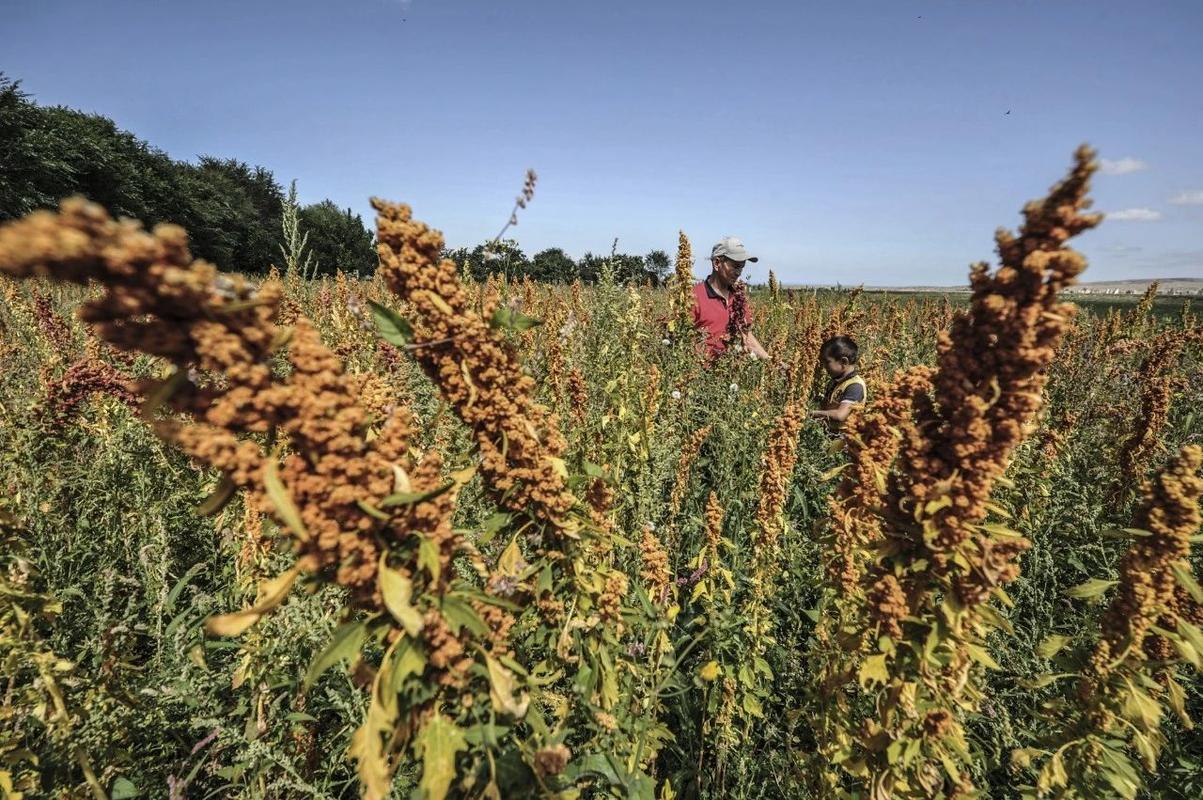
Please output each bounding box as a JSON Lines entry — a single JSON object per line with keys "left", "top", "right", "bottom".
{"left": 3, "top": 0, "right": 1200, "bottom": 285}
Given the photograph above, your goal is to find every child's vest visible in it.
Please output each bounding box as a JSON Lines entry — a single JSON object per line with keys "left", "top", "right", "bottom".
{"left": 824, "top": 374, "right": 867, "bottom": 409}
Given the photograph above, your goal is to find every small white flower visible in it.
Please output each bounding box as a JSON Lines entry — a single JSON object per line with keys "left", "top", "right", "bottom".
{"left": 661, "top": 338, "right": 671, "bottom": 346}
{"left": 671, "top": 390, "right": 682, "bottom": 400}
{"left": 729, "top": 383, "right": 739, "bottom": 393}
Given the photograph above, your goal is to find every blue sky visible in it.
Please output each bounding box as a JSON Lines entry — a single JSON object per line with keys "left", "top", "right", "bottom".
{"left": 3, "top": 0, "right": 1200, "bottom": 285}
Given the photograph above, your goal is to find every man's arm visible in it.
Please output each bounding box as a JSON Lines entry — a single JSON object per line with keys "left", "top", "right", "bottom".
{"left": 743, "top": 331, "right": 771, "bottom": 360}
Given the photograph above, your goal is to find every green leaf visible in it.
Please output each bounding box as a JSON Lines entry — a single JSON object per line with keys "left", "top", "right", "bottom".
{"left": 265, "top": 458, "right": 308, "bottom": 541}
{"left": 286, "top": 712, "right": 317, "bottom": 722}
{"left": 141, "top": 368, "right": 188, "bottom": 416}
{"left": 165, "top": 562, "right": 206, "bottom": 613}
{"left": 965, "top": 642, "right": 1000, "bottom": 670}
{"left": 1177, "top": 619, "right": 1203, "bottom": 659}
{"left": 1066, "top": 578, "right": 1117, "bottom": 599}
{"left": 1019, "top": 674, "right": 1059, "bottom": 689}
{"left": 415, "top": 713, "right": 467, "bottom": 800}
{"left": 369, "top": 300, "right": 413, "bottom": 346}
{"left": 1171, "top": 561, "right": 1203, "bottom": 604}
{"left": 304, "top": 619, "right": 368, "bottom": 689}
{"left": 388, "top": 638, "right": 428, "bottom": 694}
{"left": 197, "top": 475, "right": 237, "bottom": 516}
{"left": 442, "top": 595, "right": 488, "bottom": 638}
{"left": 379, "top": 483, "right": 453, "bottom": 508}
{"left": 1037, "top": 634, "right": 1072, "bottom": 660}
{"left": 356, "top": 500, "right": 390, "bottom": 521}
{"left": 379, "top": 561, "right": 423, "bottom": 636}
{"left": 478, "top": 511, "right": 511, "bottom": 545}
{"left": 418, "top": 537, "right": 441, "bottom": 583}
{"left": 741, "top": 693, "right": 764, "bottom": 718}
{"left": 1099, "top": 527, "right": 1152, "bottom": 540}
{"left": 110, "top": 777, "right": 139, "bottom": 799}
{"left": 489, "top": 306, "right": 542, "bottom": 332}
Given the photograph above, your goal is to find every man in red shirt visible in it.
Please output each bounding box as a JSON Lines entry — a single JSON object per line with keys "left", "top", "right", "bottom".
{"left": 691, "top": 236, "right": 771, "bottom": 359}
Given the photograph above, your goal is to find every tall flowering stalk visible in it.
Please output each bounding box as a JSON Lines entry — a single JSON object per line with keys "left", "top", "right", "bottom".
{"left": 806, "top": 367, "right": 935, "bottom": 795}
{"left": 669, "top": 425, "right": 712, "bottom": 516}
{"left": 833, "top": 147, "right": 1102, "bottom": 798}
{"left": 1022, "top": 446, "right": 1203, "bottom": 798}
{"left": 0, "top": 199, "right": 523, "bottom": 800}
{"left": 372, "top": 199, "right": 577, "bottom": 538}
{"left": 669, "top": 230, "right": 695, "bottom": 334}
{"left": 1115, "top": 330, "right": 1188, "bottom": 496}
{"left": 372, "top": 199, "right": 675, "bottom": 789}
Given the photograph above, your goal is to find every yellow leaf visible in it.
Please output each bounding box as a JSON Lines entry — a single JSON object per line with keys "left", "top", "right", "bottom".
{"left": 450, "top": 464, "right": 477, "bottom": 486}
{"left": 205, "top": 564, "right": 302, "bottom": 636}
{"left": 964, "top": 642, "right": 1001, "bottom": 670}
{"left": 485, "top": 655, "right": 530, "bottom": 718}
{"left": 821, "top": 463, "right": 849, "bottom": 481}
{"left": 858, "top": 653, "right": 890, "bottom": 689}
{"left": 264, "top": 458, "right": 308, "bottom": 541}
{"left": 1166, "top": 674, "right": 1193, "bottom": 729}
{"left": 1066, "top": 578, "right": 1117, "bottom": 599}
{"left": 379, "top": 558, "right": 424, "bottom": 637}
{"left": 415, "top": 715, "right": 467, "bottom": 800}
{"left": 350, "top": 639, "right": 400, "bottom": 800}
{"left": 1036, "top": 634, "right": 1071, "bottom": 660}
{"left": 498, "top": 536, "right": 526, "bottom": 578}
{"left": 546, "top": 456, "right": 568, "bottom": 479}
{"left": 418, "top": 289, "right": 455, "bottom": 316}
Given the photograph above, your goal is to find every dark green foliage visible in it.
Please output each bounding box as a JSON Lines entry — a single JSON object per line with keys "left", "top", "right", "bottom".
{"left": 299, "top": 200, "right": 377, "bottom": 276}
{"left": 0, "top": 74, "right": 376, "bottom": 276}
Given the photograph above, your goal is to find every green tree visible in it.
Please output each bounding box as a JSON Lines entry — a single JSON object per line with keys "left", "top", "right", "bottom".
{"left": 0, "top": 74, "right": 177, "bottom": 224}
{"left": 459, "top": 240, "right": 529, "bottom": 282}
{"left": 171, "top": 158, "right": 283, "bottom": 273}
{"left": 644, "top": 249, "right": 671, "bottom": 286}
{"left": 299, "top": 200, "right": 377, "bottom": 276}
{"left": 531, "top": 248, "right": 578, "bottom": 283}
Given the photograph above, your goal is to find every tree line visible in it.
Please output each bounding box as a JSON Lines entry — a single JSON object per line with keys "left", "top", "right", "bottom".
{"left": 0, "top": 75, "right": 672, "bottom": 284}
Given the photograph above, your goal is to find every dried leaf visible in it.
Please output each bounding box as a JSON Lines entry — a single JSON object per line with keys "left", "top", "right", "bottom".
{"left": 205, "top": 564, "right": 302, "bottom": 636}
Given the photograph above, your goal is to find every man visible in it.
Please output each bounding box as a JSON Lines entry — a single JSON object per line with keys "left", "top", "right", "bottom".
{"left": 691, "top": 236, "right": 771, "bottom": 359}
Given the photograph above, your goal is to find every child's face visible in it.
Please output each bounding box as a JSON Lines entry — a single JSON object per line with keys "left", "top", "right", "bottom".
{"left": 823, "top": 355, "right": 850, "bottom": 377}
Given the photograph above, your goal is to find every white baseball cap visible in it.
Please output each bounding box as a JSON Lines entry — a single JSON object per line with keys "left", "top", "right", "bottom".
{"left": 711, "top": 236, "right": 758, "bottom": 263}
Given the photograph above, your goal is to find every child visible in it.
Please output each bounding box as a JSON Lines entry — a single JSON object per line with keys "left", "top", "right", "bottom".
{"left": 809, "top": 335, "right": 867, "bottom": 430}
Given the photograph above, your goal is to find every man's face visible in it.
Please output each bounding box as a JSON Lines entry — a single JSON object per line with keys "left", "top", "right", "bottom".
{"left": 713, "top": 256, "right": 746, "bottom": 285}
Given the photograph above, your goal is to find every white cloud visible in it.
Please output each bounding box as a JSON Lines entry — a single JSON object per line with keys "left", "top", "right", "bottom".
{"left": 1099, "top": 157, "right": 1148, "bottom": 175}
{"left": 1107, "top": 208, "right": 1162, "bottom": 222}
{"left": 1169, "top": 189, "right": 1203, "bottom": 206}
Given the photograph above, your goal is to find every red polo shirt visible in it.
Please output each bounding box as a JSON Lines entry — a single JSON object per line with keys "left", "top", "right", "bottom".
{"left": 691, "top": 279, "right": 751, "bottom": 357}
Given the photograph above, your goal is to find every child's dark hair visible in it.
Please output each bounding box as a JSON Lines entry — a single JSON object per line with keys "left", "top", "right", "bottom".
{"left": 820, "top": 335, "right": 859, "bottom": 364}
